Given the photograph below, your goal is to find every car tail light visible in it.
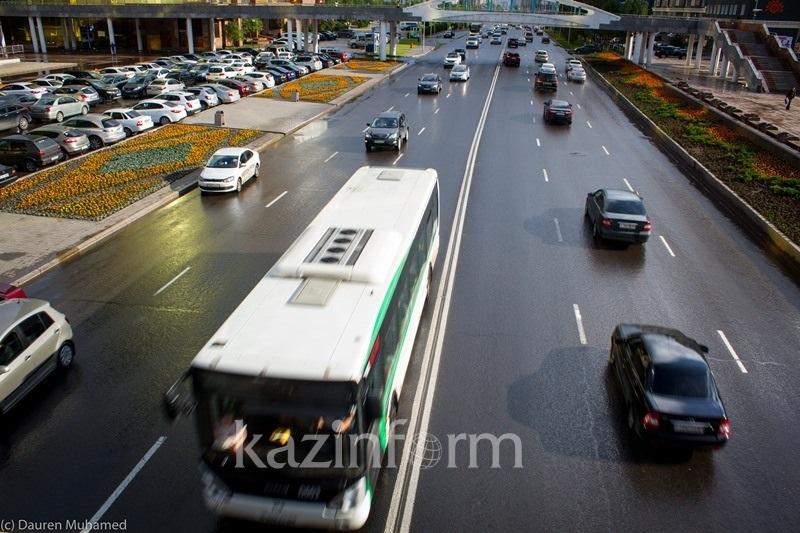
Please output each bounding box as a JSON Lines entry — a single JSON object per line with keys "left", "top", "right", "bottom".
{"left": 718, "top": 418, "right": 731, "bottom": 439}
{"left": 642, "top": 411, "right": 661, "bottom": 430}
{"left": 601, "top": 218, "right": 613, "bottom": 229}
{"left": 643, "top": 220, "right": 652, "bottom": 232}
{"left": 37, "top": 150, "right": 46, "bottom": 156}
{"left": 136, "top": 120, "right": 144, "bottom": 126}
{"left": 170, "top": 108, "right": 182, "bottom": 113}
{"left": 44, "top": 106, "right": 52, "bottom": 112}
{"left": 64, "top": 137, "right": 78, "bottom": 143}
{"left": 228, "top": 91, "right": 235, "bottom": 97}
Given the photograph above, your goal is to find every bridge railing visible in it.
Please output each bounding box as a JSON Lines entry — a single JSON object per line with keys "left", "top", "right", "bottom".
{"left": 433, "top": 1, "right": 587, "bottom": 15}
{"left": 0, "top": 0, "right": 424, "bottom": 5}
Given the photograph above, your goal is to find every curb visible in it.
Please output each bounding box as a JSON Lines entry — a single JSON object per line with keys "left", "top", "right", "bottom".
{"left": 585, "top": 62, "right": 800, "bottom": 280}
{"left": 12, "top": 62, "right": 412, "bottom": 287}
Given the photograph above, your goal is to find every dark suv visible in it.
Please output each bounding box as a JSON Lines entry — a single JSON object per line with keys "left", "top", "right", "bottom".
{"left": 365, "top": 110, "right": 409, "bottom": 152}
{"left": 0, "top": 134, "right": 63, "bottom": 172}
{"left": 0, "top": 104, "right": 33, "bottom": 133}
{"left": 574, "top": 44, "right": 601, "bottom": 54}
{"left": 655, "top": 45, "right": 687, "bottom": 59}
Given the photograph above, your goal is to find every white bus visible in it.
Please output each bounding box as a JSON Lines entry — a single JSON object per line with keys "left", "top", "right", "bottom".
{"left": 165, "top": 166, "right": 439, "bottom": 529}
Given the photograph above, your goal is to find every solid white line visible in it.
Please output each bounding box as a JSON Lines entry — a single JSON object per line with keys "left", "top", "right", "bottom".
{"left": 536, "top": 138, "right": 541, "bottom": 147}
{"left": 543, "top": 168, "right": 549, "bottom": 182}
{"left": 434, "top": 108, "right": 440, "bottom": 114}
{"left": 717, "top": 330, "right": 748, "bottom": 373}
{"left": 577, "top": 103, "right": 582, "bottom": 109}
{"left": 154, "top": 267, "right": 190, "bottom": 296}
{"left": 265, "top": 190, "right": 288, "bottom": 208}
{"left": 81, "top": 437, "right": 167, "bottom": 533}
{"left": 417, "top": 127, "right": 426, "bottom": 136}
{"left": 573, "top": 304, "right": 587, "bottom": 345}
{"left": 404, "top": 92, "right": 410, "bottom": 97}
{"left": 392, "top": 152, "right": 404, "bottom": 166}
{"left": 554, "top": 218, "right": 563, "bottom": 242}
{"left": 586, "top": 120, "right": 592, "bottom": 128}
{"left": 659, "top": 235, "right": 676, "bottom": 257}
{"left": 323, "top": 151, "right": 338, "bottom": 163}
{"left": 623, "top": 178, "right": 635, "bottom": 192}
{"left": 602, "top": 145, "right": 610, "bottom": 155}
{"left": 389, "top": 56, "right": 503, "bottom": 533}
{"left": 386, "top": 106, "right": 394, "bottom": 112}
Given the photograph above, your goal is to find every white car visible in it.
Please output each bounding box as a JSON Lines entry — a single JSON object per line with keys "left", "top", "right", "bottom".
{"left": 145, "top": 78, "right": 185, "bottom": 96}
{"left": 0, "top": 299, "right": 75, "bottom": 415}
{"left": 244, "top": 72, "right": 276, "bottom": 89}
{"left": 137, "top": 62, "right": 162, "bottom": 72}
{"left": 443, "top": 52, "right": 462, "bottom": 68}
{"left": 229, "top": 61, "right": 255, "bottom": 75}
{"left": 449, "top": 64, "right": 470, "bottom": 81}
{"left": 132, "top": 99, "right": 188, "bottom": 125}
{"left": 255, "top": 52, "right": 276, "bottom": 64}
{"left": 197, "top": 83, "right": 241, "bottom": 104}
{"left": 31, "top": 78, "right": 63, "bottom": 91}
{"left": 535, "top": 50, "right": 549, "bottom": 63}
{"left": 490, "top": 35, "right": 502, "bottom": 45}
{"left": 153, "top": 91, "right": 202, "bottom": 115}
{"left": 206, "top": 66, "right": 236, "bottom": 81}
{"left": 215, "top": 49, "right": 233, "bottom": 57}
{"left": 539, "top": 63, "right": 557, "bottom": 75}
{"left": 170, "top": 55, "right": 196, "bottom": 64}
{"left": 99, "top": 67, "right": 135, "bottom": 79}
{"left": 102, "top": 108, "right": 155, "bottom": 136}
{"left": 199, "top": 147, "right": 260, "bottom": 194}
{"left": 295, "top": 56, "right": 323, "bottom": 71}
{"left": 186, "top": 87, "right": 221, "bottom": 109}
{"left": 42, "top": 73, "right": 75, "bottom": 84}
{"left": 568, "top": 66, "right": 587, "bottom": 82}
{"left": 122, "top": 65, "right": 149, "bottom": 75}
{"left": 149, "top": 68, "right": 171, "bottom": 80}
{"left": 228, "top": 53, "right": 253, "bottom": 65}
{"left": 566, "top": 59, "right": 582, "bottom": 72}
{"left": 0, "top": 82, "right": 47, "bottom": 97}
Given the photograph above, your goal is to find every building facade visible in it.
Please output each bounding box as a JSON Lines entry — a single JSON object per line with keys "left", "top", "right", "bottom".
{"left": 704, "top": 1, "right": 800, "bottom": 22}
{"left": 652, "top": 0, "right": 707, "bottom": 18}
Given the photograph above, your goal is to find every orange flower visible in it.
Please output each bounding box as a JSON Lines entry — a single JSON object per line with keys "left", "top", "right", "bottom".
{"left": 708, "top": 123, "right": 742, "bottom": 144}
{"left": 753, "top": 152, "right": 800, "bottom": 180}
{"left": 626, "top": 72, "right": 664, "bottom": 88}
{"left": 677, "top": 106, "right": 712, "bottom": 120}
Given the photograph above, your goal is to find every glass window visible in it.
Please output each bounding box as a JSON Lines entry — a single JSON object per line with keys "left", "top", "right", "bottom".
{"left": 651, "top": 363, "right": 710, "bottom": 398}
{"left": 605, "top": 199, "right": 645, "bottom": 215}
{"left": 0, "top": 330, "right": 26, "bottom": 365}
{"left": 18, "top": 314, "right": 48, "bottom": 344}
{"left": 630, "top": 344, "right": 647, "bottom": 382}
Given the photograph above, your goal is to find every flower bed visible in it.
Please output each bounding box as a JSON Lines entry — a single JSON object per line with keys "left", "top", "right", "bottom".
{"left": 0, "top": 124, "right": 262, "bottom": 221}
{"left": 334, "top": 60, "right": 401, "bottom": 72}
{"left": 587, "top": 52, "right": 800, "bottom": 244}
{"left": 257, "top": 73, "right": 369, "bottom": 103}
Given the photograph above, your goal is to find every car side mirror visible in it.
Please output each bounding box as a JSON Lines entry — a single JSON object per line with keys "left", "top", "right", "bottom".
{"left": 163, "top": 369, "right": 195, "bottom": 421}
{"left": 699, "top": 345, "right": 709, "bottom": 354}
{"left": 0, "top": 365, "right": 9, "bottom": 375}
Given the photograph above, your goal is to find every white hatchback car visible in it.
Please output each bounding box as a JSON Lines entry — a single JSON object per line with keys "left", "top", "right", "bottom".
{"left": 449, "top": 64, "right": 470, "bottom": 81}
{"left": 132, "top": 99, "right": 188, "bottom": 125}
{"left": 199, "top": 147, "right": 261, "bottom": 194}
{"left": 145, "top": 78, "right": 185, "bottom": 96}
{"left": 152, "top": 91, "right": 202, "bottom": 115}
{"left": 102, "top": 108, "right": 155, "bottom": 137}
{"left": 535, "top": 50, "right": 549, "bottom": 63}
{"left": 0, "top": 299, "right": 75, "bottom": 414}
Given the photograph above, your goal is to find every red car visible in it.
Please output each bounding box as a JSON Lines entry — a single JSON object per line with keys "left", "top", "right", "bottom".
{"left": 217, "top": 79, "right": 251, "bottom": 97}
{"left": 0, "top": 282, "right": 26, "bottom": 300}
{"left": 327, "top": 50, "right": 350, "bottom": 62}
{"left": 543, "top": 99, "right": 573, "bottom": 125}
{"left": 503, "top": 52, "right": 521, "bottom": 67}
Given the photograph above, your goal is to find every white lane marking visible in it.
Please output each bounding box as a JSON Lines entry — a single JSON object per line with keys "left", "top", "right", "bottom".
{"left": 623, "top": 178, "right": 635, "bottom": 192}
{"left": 602, "top": 145, "right": 610, "bottom": 156}
{"left": 154, "top": 267, "right": 190, "bottom": 296}
{"left": 532, "top": 116, "right": 536, "bottom": 124}
{"left": 386, "top": 106, "right": 394, "bottom": 112}
{"left": 417, "top": 127, "right": 426, "bottom": 136}
{"left": 554, "top": 218, "right": 563, "bottom": 242}
{"left": 536, "top": 138, "right": 541, "bottom": 147}
{"left": 530, "top": 99, "right": 533, "bottom": 105}
{"left": 323, "top": 151, "right": 338, "bottom": 163}
{"left": 388, "top": 56, "right": 503, "bottom": 533}
{"left": 586, "top": 120, "right": 592, "bottom": 128}
{"left": 543, "top": 168, "right": 549, "bottom": 182}
{"left": 404, "top": 92, "right": 410, "bottom": 97}
{"left": 446, "top": 93, "right": 451, "bottom": 98}
{"left": 570, "top": 90, "right": 574, "bottom": 96}
{"left": 265, "top": 190, "right": 288, "bottom": 208}
{"left": 717, "top": 330, "right": 748, "bottom": 373}
{"left": 392, "top": 152, "right": 404, "bottom": 166}
{"left": 81, "top": 437, "right": 167, "bottom": 533}
{"left": 577, "top": 103, "right": 582, "bottom": 109}
{"left": 573, "top": 304, "right": 587, "bottom": 345}
{"left": 527, "top": 78, "right": 530, "bottom": 82}
{"left": 434, "top": 108, "right": 440, "bottom": 114}
{"left": 362, "top": 126, "right": 369, "bottom": 133}
{"left": 659, "top": 235, "right": 676, "bottom": 257}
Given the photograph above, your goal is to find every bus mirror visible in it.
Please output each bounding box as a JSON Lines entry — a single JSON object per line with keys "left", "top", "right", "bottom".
{"left": 163, "top": 369, "right": 195, "bottom": 421}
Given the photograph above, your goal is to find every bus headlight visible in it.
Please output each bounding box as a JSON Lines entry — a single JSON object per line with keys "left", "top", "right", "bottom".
{"left": 329, "top": 478, "right": 366, "bottom": 512}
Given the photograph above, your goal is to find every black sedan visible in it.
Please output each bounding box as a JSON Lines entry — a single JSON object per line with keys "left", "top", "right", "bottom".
{"left": 443, "top": 30, "right": 455, "bottom": 38}
{"left": 417, "top": 73, "right": 442, "bottom": 94}
{"left": 0, "top": 162, "right": 17, "bottom": 188}
{"left": 585, "top": 188, "right": 651, "bottom": 243}
{"left": 543, "top": 99, "right": 572, "bottom": 125}
{"left": 609, "top": 324, "right": 730, "bottom": 450}
{"left": 121, "top": 75, "right": 155, "bottom": 99}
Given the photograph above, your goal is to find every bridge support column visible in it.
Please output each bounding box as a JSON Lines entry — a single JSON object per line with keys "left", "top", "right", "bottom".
{"left": 106, "top": 17, "right": 116, "bottom": 55}
{"left": 186, "top": 18, "right": 194, "bottom": 54}
{"left": 68, "top": 18, "right": 77, "bottom": 51}
{"left": 295, "top": 19, "right": 301, "bottom": 51}
{"left": 390, "top": 21, "right": 397, "bottom": 57}
{"left": 297, "top": 19, "right": 304, "bottom": 52}
{"left": 732, "top": 65, "right": 740, "bottom": 84}
{"left": 646, "top": 33, "right": 655, "bottom": 66}
{"left": 286, "top": 18, "right": 293, "bottom": 52}
{"left": 695, "top": 35, "right": 704, "bottom": 69}
{"left": 237, "top": 18, "right": 243, "bottom": 47}
{"left": 623, "top": 31, "right": 632, "bottom": 60}
{"left": 685, "top": 34, "right": 695, "bottom": 67}
{"left": 379, "top": 21, "right": 387, "bottom": 61}
{"left": 720, "top": 54, "right": 730, "bottom": 80}
{"left": 28, "top": 17, "right": 39, "bottom": 54}
{"left": 708, "top": 39, "right": 720, "bottom": 76}
{"left": 313, "top": 19, "right": 319, "bottom": 53}
{"left": 209, "top": 18, "right": 216, "bottom": 52}
{"left": 61, "top": 18, "right": 69, "bottom": 50}
{"left": 632, "top": 32, "right": 642, "bottom": 65}
{"left": 36, "top": 17, "right": 47, "bottom": 55}
{"left": 135, "top": 18, "right": 143, "bottom": 53}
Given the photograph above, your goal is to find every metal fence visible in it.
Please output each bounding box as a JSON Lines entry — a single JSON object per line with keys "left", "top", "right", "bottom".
{"left": 0, "top": 45, "right": 26, "bottom": 56}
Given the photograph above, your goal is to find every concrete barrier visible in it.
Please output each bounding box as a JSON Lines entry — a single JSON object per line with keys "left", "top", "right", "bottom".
{"left": 585, "top": 63, "right": 800, "bottom": 280}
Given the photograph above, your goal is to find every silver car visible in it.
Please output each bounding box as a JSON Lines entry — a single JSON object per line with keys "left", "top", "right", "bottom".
{"left": 196, "top": 84, "right": 241, "bottom": 104}
{"left": 29, "top": 124, "right": 90, "bottom": 157}
{"left": 55, "top": 85, "right": 102, "bottom": 107}
{"left": 29, "top": 95, "right": 89, "bottom": 123}
{"left": 61, "top": 114, "right": 125, "bottom": 149}
{"left": 186, "top": 87, "right": 220, "bottom": 109}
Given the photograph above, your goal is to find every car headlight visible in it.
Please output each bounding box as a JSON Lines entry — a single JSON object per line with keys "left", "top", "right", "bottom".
{"left": 223, "top": 176, "right": 235, "bottom": 183}
{"left": 365, "top": 132, "right": 372, "bottom": 139}
{"left": 388, "top": 132, "right": 397, "bottom": 140}
{"left": 329, "top": 478, "right": 366, "bottom": 512}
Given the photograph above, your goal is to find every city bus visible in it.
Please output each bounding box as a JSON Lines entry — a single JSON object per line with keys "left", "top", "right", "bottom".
{"left": 165, "top": 166, "right": 439, "bottom": 529}
{"left": 469, "top": 22, "right": 482, "bottom": 33}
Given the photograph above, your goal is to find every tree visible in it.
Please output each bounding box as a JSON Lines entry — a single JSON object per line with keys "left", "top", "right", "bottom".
{"left": 241, "top": 18, "right": 263, "bottom": 42}
{"left": 224, "top": 21, "right": 242, "bottom": 45}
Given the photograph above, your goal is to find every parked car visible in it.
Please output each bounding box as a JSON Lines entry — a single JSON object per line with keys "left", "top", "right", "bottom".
{"left": 102, "top": 108, "right": 155, "bottom": 137}
{"left": 29, "top": 95, "right": 89, "bottom": 123}
{"left": 269, "top": 59, "right": 308, "bottom": 76}
{"left": 609, "top": 324, "right": 730, "bottom": 451}
{"left": 216, "top": 78, "right": 252, "bottom": 97}
{"left": 0, "top": 104, "right": 33, "bottom": 132}
{"left": 196, "top": 84, "right": 241, "bottom": 104}
{"left": 417, "top": 73, "right": 442, "bottom": 94}
{"left": 99, "top": 67, "right": 135, "bottom": 79}
{"left": 101, "top": 74, "right": 131, "bottom": 89}
{"left": 0, "top": 298, "right": 76, "bottom": 414}
{"left": 53, "top": 85, "right": 102, "bottom": 107}
{"left": 0, "top": 82, "right": 48, "bottom": 98}
{"left": 28, "top": 124, "right": 90, "bottom": 158}
{"left": 365, "top": 110, "right": 409, "bottom": 152}
{"left": 0, "top": 94, "right": 40, "bottom": 113}
{"left": 121, "top": 75, "right": 155, "bottom": 99}
{"left": 655, "top": 45, "right": 687, "bottom": 59}
{"left": 199, "top": 147, "right": 260, "bottom": 194}
{"left": 585, "top": 188, "right": 651, "bottom": 243}
{"left": 574, "top": 43, "right": 601, "bottom": 54}
{"left": 122, "top": 65, "right": 149, "bottom": 76}
{"left": 294, "top": 55, "right": 323, "bottom": 72}
{"left": 185, "top": 87, "right": 220, "bottom": 109}
{"left": 145, "top": 78, "right": 185, "bottom": 96}
{"left": 61, "top": 114, "right": 126, "bottom": 149}
{"left": 0, "top": 134, "right": 63, "bottom": 171}
{"left": 542, "top": 99, "right": 572, "bottom": 124}
{"left": 132, "top": 99, "right": 188, "bottom": 125}
{"left": 62, "top": 70, "right": 102, "bottom": 80}
{"left": 0, "top": 163, "right": 17, "bottom": 188}
{"left": 244, "top": 72, "right": 276, "bottom": 90}
{"left": 264, "top": 66, "right": 296, "bottom": 82}
{"left": 41, "top": 74, "right": 75, "bottom": 84}
{"left": 152, "top": 91, "right": 202, "bottom": 116}
{"left": 325, "top": 50, "right": 351, "bottom": 62}
{"left": 232, "top": 76, "right": 263, "bottom": 93}
{"left": 66, "top": 79, "right": 121, "bottom": 102}
{"left": 30, "top": 79, "right": 63, "bottom": 92}
{"left": 206, "top": 65, "right": 237, "bottom": 81}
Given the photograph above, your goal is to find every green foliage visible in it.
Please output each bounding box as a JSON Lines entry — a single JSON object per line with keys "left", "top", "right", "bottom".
{"left": 241, "top": 19, "right": 263, "bottom": 42}
{"left": 224, "top": 21, "right": 242, "bottom": 44}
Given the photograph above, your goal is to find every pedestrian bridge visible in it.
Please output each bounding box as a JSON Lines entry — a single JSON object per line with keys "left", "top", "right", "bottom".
{"left": 404, "top": 0, "right": 619, "bottom": 29}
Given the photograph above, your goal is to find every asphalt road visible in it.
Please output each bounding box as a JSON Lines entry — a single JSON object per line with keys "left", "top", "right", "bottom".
{"left": 1, "top": 30, "right": 800, "bottom": 533}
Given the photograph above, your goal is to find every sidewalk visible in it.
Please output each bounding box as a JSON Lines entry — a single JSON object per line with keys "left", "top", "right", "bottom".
{"left": 648, "top": 57, "right": 800, "bottom": 141}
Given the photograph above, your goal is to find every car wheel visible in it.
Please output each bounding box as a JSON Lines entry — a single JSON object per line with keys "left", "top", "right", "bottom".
{"left": 55, "top": 111, "right": 64, "bottom": 122}
{"left": 366, "top": 144, "right": 372, "bottom": 152}
{"left": 159, "top": 116, "right": 170, "bottom": 126}
{"left": 200, "top": 101, "right": 208, "bottom": 110}
{"left": 60, "top": 147, "right": 70, "bottom": 160}
{"left": 88, "top": 136, "right": 103, "bottom": 150}
{"left": 592, "top": 222, "right": 601, "bottom": 242}
{"left": 236, "top": 178, "right": 242, "bottom": 193}
{"left": 17, "top": 116, "right": 29, "bottom": 131}
{"left": 253, "top": 164, "right": 259, "bottom": 180}
{"left": 24, "top": 159, "right": 38, "bottom": 172}
{"left": 80, "top": 106, "right": 89, "bottom": 115}
{"left": 124, "top": 127, "right": 133, "bottom": 137}
{"left": 57, "top": 342, "right": 75, "bottom": 369}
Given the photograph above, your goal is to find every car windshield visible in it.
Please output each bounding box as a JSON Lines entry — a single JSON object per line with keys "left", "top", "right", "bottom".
{"left": 550, "top": 100, "right": 570, "bottom": 109}
{"left": 371, "top": 117, "right": 398, "bottom": 128}
{"left": 605, "top": 198, "right": 646, "bottom": 215}
{"left": 453, "top": 65, "right": 466, "bottom": 72}
{"left": 207, "top": 154, "right": 240, "bottom": 168}
{"left": 421, "top": 75, "right": 438, "bottom": 82}
{"left": 651, "top": 363, "right": 710, "bottom": 398}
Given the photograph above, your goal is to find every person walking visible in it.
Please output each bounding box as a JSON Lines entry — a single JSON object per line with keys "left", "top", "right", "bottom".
{"left": 786, "top": 87, "right": 796, "bottom": 110}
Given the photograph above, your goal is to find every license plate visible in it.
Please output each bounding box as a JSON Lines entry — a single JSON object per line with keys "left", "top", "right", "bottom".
{"left": 50, "top": 155, "right": 60, "bottom": 161}
{"left": 672, "top": 421, "right": 706, "bottom": 434}
{"left": 555, "top": 111, "right": 564, "bottom": 116}
{"left": 618, "top": 222, "right": 637, "bottom": 230}
{"left": 373, "top": 140, "right": 384, "bottom": 144}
